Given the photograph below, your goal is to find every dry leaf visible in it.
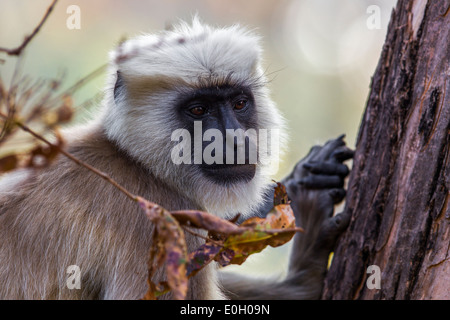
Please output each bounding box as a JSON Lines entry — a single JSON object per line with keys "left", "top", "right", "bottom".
{"left": 139, "top": 182, "right": 302, "bottom": 299}
{"left": 0, "top": 154, "right": 18, "bottom": 172}
{"left": 171, "top": 210, "right": 244, "bottom": 237}
{"left": 138, "top": 197, "right": 188, "bottom": 300}
{"left": 186, "top": 243, "right": 222, "bottom": 278}
{"left": 273, "top": 181, "right": 289, "bottom": 205}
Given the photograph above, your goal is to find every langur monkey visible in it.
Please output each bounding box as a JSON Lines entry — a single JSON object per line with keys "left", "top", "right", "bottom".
{"left": 0, "top": 19, "right": 352, "bottom": 299}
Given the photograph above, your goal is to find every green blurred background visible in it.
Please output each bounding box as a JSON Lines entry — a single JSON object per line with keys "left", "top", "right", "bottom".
{"left": 0, "top": 0, "right": 396, "bottom": 277}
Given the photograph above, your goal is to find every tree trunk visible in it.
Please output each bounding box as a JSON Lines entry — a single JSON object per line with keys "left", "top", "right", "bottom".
{"left": 322, "top": 0, "right": 449, "bottom": 300}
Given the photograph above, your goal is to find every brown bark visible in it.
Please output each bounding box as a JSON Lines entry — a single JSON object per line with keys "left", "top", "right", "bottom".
{"left": 322, "top": 0, "right": 449, "bottom": 300}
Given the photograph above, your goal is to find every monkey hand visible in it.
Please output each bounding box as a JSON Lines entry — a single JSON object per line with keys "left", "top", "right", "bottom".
{"left": 282, "top": 135, "right": 354, "bottom": 278}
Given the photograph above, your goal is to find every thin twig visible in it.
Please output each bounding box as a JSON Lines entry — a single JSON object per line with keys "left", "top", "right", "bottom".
{"left": 0, "top": 112, "right": 137, "bottom": 202}
{"left": 0, "top": 0, "right": 58, "bottom": 56}
{"left": 181, "top": 226, "right": 224, "bottom": 247}
{"left": 47, "top": 64, "right": 107, "bottom": 107}
{"left": 18, "top": 124, "right": 137, "bottom": 201}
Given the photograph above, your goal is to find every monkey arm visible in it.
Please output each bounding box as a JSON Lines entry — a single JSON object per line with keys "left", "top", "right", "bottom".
{"left": 219, "top": 135, "right": 353, "bottom": 299}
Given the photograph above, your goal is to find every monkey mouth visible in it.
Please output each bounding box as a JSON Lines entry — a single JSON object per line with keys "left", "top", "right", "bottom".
{"left": 200, "top": 163, "right": 256, "bottom": 184}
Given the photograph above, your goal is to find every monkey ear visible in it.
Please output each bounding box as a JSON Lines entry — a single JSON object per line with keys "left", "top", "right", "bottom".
{"left": 113, "top": 71, "right": 125, "bottom": 102}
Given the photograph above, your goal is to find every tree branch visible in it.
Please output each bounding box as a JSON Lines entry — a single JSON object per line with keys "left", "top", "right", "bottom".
{"left": 0, "top": 0, "right": 58, "bottom": 56}
{"left": 0, "top": 112, "right": 138, "bottom": 202}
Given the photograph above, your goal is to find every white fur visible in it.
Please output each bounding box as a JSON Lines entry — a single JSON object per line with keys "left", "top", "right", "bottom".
{"left": 101, "top": 18, "right": 287, "bottom": 218}
{"left": 0, "top": 169, "right": 31, "bottom": 197}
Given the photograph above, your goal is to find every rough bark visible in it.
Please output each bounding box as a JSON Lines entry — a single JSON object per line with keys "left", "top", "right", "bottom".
{"left": 322, "top": 0, "right": 449, "bottom": 300}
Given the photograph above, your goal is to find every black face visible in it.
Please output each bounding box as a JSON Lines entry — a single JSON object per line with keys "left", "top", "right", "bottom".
{"left": 176, "top": 85, "right": 259, "bottom": 185}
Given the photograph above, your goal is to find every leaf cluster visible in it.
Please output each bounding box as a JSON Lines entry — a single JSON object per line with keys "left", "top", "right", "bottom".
{"left": 140, "top": 183, "right": 303, "bottom": 300}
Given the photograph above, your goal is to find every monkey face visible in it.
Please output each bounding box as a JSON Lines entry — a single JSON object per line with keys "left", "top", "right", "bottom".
{"left": 174, "top": 84, "right": 259, "bottom": 186}
{"left": 103, "top": 19, "right": 287, "bottom": 216}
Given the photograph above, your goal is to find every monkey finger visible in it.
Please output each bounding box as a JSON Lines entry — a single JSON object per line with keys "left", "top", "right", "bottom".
{"left": 310, "top": 136, "right": 346, "bottom": 162}
{"left": 299, "top": 135, "right": 348, "bottom": 165}
{"left": 331, "top": 146, "right": 354, "bottom": 162}
{"left": 326, "top": 212, "right": 351, "bottom": 236}
{"left": 315, "top": 212, "right": 351, "bottom": 252}
{"left": 324, "top": 134, "right": 346, "bottom": 149}
{"left": 301, "top": 145, "right": 324, "bottom": 163}
{"left": 303, "top": 161, "right": 349, "bottom": 177}
{"left": 298, "top": 175, "right": 343, "bottom": 189}
{"left": 328, "top": 188, "right": 346, "bottom": 204}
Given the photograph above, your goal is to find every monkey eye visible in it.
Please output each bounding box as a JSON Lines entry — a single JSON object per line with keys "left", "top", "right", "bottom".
{"left": 234, "top": 99, "right": 247, "bottom": 110}
{"left": 189, "top": 105, "right": 206, "bottom": 116}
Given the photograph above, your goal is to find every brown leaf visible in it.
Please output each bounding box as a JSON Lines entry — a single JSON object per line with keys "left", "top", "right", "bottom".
{"left": 265, "top": 204, "right": 297, "bottom": 230}
{"left": 171, "top": 210, "right": 244, "bottom": 237}
{"left": 273, "top": 181, "right": 289, "bottom": 205}
{"left": 138, "top": 197, "right": 189, "bottom": 300}
{"left": 143, "top": 230, "right": 167, "bottom": 300}
{"left": 218, "top": 183, "right": 303, "bottom": 266}
{"left": 186, "top": 242, "right": 222, "bottom": 278}
{"left": 56, "top": 95, "right": 74, "bottom": 123}
{"left": 27, "top": 131, "right": 64, "bottom": 168}
{"left": 0, "top": 154, "right": 18, "bottom": 172}
{"left": 215, "top": 248, "right": 235, "bottom": 267}
{"left": 223, "top": 230, "right": 270, "bottom": 265}
{"left": 143, "top": 281, "right": 170, "bottom": 300}
{"left": 57, "top": 104, "right": 73, "bottom": 123}
{"left": 138, "top": 182, "right": 301, "bottom": 299}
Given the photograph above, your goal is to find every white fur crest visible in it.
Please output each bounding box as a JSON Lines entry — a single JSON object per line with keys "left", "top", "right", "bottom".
{"left": 111, "top": 18, "right": 262, "bottom": 86}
